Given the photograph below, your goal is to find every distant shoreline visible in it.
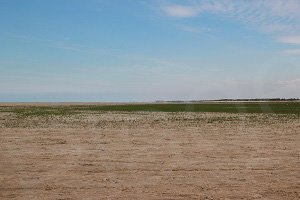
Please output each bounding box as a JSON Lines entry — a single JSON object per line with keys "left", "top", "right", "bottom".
{"left": 157, "top": 98, "right": 300, "bottom": 103}
{"left": 0, "top": 98, "right": 299, "bottom": 107}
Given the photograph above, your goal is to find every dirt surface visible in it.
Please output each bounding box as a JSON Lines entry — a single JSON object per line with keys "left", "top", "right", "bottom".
{"left": 0, "top": 110, "right": 299, "bottom": 199}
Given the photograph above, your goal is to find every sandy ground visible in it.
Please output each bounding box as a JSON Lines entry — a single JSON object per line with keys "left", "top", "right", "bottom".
{"left": 0, "top": 111, "right": 299, "bottom": 199}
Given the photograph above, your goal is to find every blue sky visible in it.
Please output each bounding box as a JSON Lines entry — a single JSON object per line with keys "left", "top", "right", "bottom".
{"left": 0, "top": 0, "right": 300, "bottom": 102}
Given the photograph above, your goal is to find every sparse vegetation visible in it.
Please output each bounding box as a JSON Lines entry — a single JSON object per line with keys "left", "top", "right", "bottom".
{"left": 1, "top": 104, "right": 299, "bottom": 199}
{"left": 1, "top": 102, "right": 299, "bottom": 117}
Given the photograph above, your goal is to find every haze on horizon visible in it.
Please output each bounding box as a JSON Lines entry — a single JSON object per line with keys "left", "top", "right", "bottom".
{"left": 0, "top": 0, "right": 299, "bottom": 102}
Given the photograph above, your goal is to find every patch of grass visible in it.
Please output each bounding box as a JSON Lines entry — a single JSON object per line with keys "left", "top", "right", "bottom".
{"left": 1, "top": 102, "right": 299, "bottom": 117}
{"left": 80, "top": 102, "right": 300, "bottom": 114}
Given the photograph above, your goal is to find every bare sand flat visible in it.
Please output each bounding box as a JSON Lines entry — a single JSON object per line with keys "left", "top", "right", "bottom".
{"left": 0, "top": 110, "right": 299, "bottom": 199}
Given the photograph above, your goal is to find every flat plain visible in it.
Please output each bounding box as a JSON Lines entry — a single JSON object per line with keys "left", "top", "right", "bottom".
{"left": 0, "top": 102, "right": 299, "bottom": 199}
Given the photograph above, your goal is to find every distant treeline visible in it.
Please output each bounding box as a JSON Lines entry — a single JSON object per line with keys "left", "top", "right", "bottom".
{"left": 212, "top": 98, "right": 300, "bottom": 102}
{"left": 156, "top": 98, "right": 300, "bottom": 103}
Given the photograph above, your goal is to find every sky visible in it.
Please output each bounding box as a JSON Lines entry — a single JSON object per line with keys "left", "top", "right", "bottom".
{"left": 0, "top": 0, "right": 300, "bottom": 102}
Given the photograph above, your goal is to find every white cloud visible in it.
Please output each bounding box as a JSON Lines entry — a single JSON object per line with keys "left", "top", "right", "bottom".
{"left": 268, "top": 0, "right": 300, "bottom": 19}
{"left": 161, "top": 5, "right": 199, "bottom": 17}
{"left": 278, "top": 36, "right": 300, "bottom": 45}
{"left": 160, "top": 0, "right": 300, "bottom": 54}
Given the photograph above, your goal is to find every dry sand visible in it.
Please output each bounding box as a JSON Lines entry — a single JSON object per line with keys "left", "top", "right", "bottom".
{"left": 0, "top": 110, "right": 299, "bottom": 199}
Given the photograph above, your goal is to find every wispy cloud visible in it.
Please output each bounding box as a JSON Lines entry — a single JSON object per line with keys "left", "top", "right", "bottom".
{"left": 161, "top": 0, "right": 300, "bottom": 26}
{"left": 161, "top": 5, "right": 199, "bottom": 17}
{"left": 176, "top": 24, "right": 212, "bottom": 33}
{"left": 161, "top": 0, "right": 300, "bottom": 30}
{"left": 8, "top": 33, "right": 111, "bottom": 55}
{"left": 159, "top": 0, "right": 300, "bottom": 54}
{"left": 279, "top": 78, "right": 300, "bottom": 88}
{"left": 278, "top": 35, "right": 300, "bottom": 45}
{"left": 282, "top": 49, "right": 300, "bottom": 55}
{"left": 51, "top": 42, "right": 109, "bottom": 55}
